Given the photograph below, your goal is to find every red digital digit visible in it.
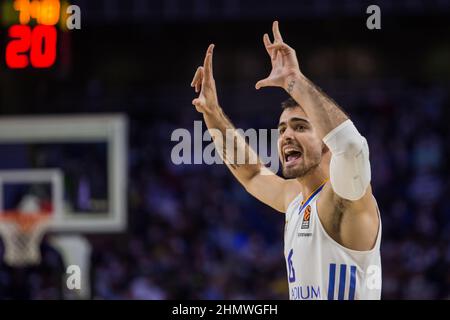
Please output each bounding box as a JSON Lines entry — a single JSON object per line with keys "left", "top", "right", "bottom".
{"left": 6, "top": 25, "right": 32, "bottom": 69}
{"left": 30, "top": 25, "right": 57, "bottom": 68}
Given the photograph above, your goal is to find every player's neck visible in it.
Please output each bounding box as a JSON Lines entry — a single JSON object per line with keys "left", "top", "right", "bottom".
{"left": 296, "top": 165, "right": 328, "bottom": 198}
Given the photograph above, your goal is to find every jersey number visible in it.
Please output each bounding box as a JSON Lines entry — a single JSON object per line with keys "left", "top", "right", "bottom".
{"left": 287, "top": 249, "right": 296, "bottom": 283}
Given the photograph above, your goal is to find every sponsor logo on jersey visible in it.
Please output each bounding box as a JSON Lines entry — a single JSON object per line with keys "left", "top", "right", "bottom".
{"left": 301, "top": 205, "right": 311, "bottom": 229}
{"left": 290, "top": 285, "right": 321, "bottom": 300}
{"left": 297, "top": 232, "right": 312, "bottom": 237}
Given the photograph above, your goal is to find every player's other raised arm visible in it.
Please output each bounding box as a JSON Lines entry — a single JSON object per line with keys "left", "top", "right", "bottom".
{"left": 191, "top": 44, "right": 296, "bottom": 213}
{"left": 256, "top": 22, "right": 372, "bottom": 204}
{"left": 255, "top": 22, "right": 379, "bottom": 250}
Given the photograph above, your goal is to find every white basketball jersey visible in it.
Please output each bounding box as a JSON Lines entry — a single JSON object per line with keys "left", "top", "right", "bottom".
{"left": 284, "top": 184, "right": 382, "bottom": 300}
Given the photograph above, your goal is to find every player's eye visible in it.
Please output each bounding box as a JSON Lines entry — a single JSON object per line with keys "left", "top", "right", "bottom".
{"left": 295, "top": 125, "right": 306, "bottom": 132}
{"left": 278, "top": 127, "right": 286, "bottom": 135}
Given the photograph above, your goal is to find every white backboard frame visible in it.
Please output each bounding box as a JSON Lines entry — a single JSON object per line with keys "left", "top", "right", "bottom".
{"left": 0, "top": 114, "right": 128, "bottom": 233}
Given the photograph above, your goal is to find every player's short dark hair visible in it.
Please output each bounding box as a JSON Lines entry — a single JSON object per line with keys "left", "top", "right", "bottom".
{"left": 281, "top": 97, "right": 301, "bottom": 110}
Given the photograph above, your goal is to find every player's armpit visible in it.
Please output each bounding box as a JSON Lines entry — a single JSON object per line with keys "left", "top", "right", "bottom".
{"left": 339, "top": 185, "right": 380, "bottom": 251}
{"left": 318, "top": 183, "right": 379, "bottom": 251}
{"left": 244, "top": 170, "right": 300, "bottom": 213}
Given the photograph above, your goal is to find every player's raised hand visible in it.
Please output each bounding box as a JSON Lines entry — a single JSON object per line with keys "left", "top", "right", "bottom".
{"left": 255, "top": 21, "right": 301, "bottom": 91}
{"left": 191, "top": 44, "right": 220, "bottom": 114}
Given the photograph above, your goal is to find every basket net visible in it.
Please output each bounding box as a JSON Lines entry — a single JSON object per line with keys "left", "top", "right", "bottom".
{"left": 0, "top": 212, "right": 51, "bottom": 267}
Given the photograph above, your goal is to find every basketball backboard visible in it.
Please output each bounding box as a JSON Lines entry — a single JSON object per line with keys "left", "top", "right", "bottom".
{"left": 0, "top": 114, "right": 128, "bottom": 233}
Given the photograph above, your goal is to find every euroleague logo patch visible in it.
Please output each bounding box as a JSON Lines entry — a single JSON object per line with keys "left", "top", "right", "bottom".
{"left": 301, "top": 205, "right": 311, "bottom": 229}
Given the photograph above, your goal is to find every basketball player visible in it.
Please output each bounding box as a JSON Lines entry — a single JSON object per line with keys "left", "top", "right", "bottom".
{"left": 190, "top": 21, "right": 381, "bottom": 300}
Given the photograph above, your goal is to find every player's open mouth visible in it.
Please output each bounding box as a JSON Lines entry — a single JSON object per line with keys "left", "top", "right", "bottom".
{"left": 283, "top": 147, "right": 303, "bottom": 165}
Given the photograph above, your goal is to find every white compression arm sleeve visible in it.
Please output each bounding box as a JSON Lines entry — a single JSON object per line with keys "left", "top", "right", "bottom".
{"left": 323, "top": 119, "right": 371, "bottom": 201}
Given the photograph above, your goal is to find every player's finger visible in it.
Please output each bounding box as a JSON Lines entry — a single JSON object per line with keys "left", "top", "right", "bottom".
{"left": 255, "top": 78, "right": 271, "bottom": 90}
{"left": 263, "top": 33, "right": 272, "bottom": 55}
{"left": 266, "top": 42, "right": 293, "bottom": 53}
{"left": 195, "top": 68, "right": 204, "bottom": 93}
{"left": 271, "top": 48, "right": 279, "bottom": 62}
{"left": 191, "top": 66, "right": 203, "bottom": 87}
{"left": 203, "top": 54, "right": 212, "bottom": 83}
{"left": 274, "top": 49, "right": 283, "bottom": 67}
{"left": 203, "top": 44, "right": 215, "bottom": 80}
{"left": 273, "top": 21, "right": 283, "bottom": 43}
{"left": 204, "top": 44, "right": 215, "bottom": 66}
{"left": 192, "top": 98, "right": 204, "bottom": 108}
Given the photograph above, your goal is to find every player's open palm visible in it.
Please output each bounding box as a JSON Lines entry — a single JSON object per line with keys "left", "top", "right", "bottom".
{"left": 256, "top": 21, "right": 301, "bottom": 90}
{"left": 191, "top": 44, "right": 219, "bottom": 114}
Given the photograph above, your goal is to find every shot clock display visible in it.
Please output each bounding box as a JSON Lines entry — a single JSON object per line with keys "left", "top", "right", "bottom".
{"left": 6, "top": 23, "right": 57, "bottom": 68}
{"left": 1, "top": 0, "right": 79, "bottom": 69}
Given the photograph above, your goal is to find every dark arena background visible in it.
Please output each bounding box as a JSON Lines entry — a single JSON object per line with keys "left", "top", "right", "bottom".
{"left": 0, "top": 0, "right": 449, "bottom": 300}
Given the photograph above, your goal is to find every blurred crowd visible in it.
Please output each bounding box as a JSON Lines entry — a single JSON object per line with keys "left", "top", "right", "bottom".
{"left": 0, "top": 77, "right": 449, "bottom": 299}
{"left": 1, "top": 79, "right": 450, "bottom": 299}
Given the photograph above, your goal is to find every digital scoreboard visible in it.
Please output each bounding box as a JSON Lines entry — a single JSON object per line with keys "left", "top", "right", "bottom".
{"left": 1, "top": 0, "right": 79, "bottom": 69}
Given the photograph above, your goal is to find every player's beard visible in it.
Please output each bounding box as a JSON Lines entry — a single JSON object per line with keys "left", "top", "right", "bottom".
{"left": 282, "top": 154, "right": 321, "bottom": 179}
